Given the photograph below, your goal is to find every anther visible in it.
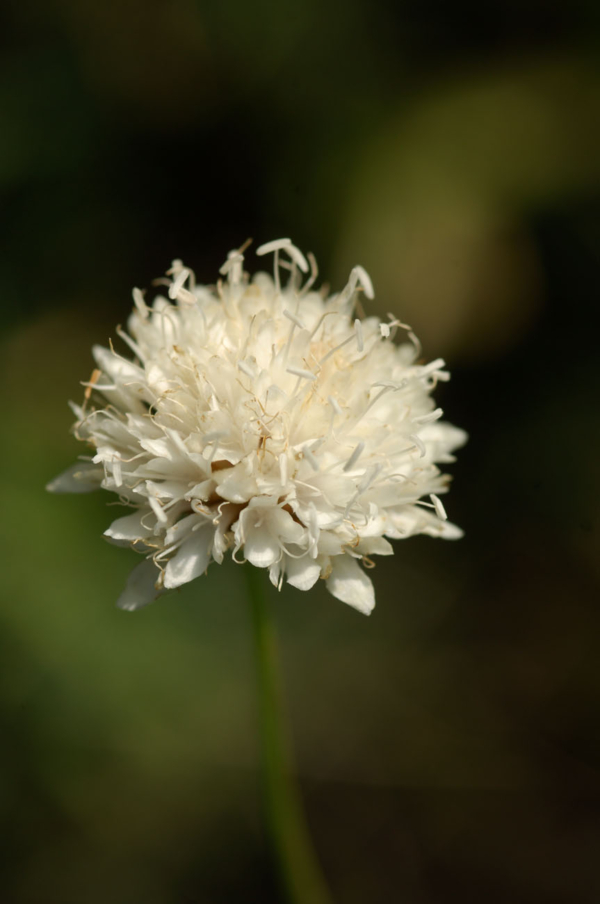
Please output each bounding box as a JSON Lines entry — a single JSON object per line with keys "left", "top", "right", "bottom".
{"left": 430, "top": 493, "right": 447, "bottom": 520}
{"left": 303, "top": 447, "right": 320, "bottom": 471}
{"left": 283, "top": 309, "right": 306, "bottom": 329}
{"left": 344, "top": 441, "right": 365, "bottom": 471}
{"left": 238, "top": 360, "right": 256, "bottom": 378}
{"left": 286, "top": 366, "right": 316, "bottom": 381}
{"left": 408, "top": 434, "right": 426, "bottom": 457}
{"left": 279, "top": 453, "right": 288, "bottom": 485}
{"left": 328, "top": 395, "right": 343, "bottom": 416}
{"left": 354, "top": 319, "right": 364, "bottom": 352}
{"left": 413, "top": 408, "right": 443, "bottom": 425}
{"left": 132, "top": 287, "right": 149, "bottom": 319}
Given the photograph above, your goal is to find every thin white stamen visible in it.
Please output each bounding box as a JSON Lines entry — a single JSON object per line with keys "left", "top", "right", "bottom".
{"left": 372, "top": 380, "right": 405, "bottom": 390}
{"left": 274, "top": 250, "right": 281, "bottom": 295}
{"left": 408, "top": 331, "right": 422, "bottom": 358}
{"left": 81, "top": 381, "right": 114, "bottom": 391}
{"left": 319, "top": 333, "right": 354, "bottom": 365}
{"left": 116, "top": 326, "right": 145, "bottom": 361}
{"left": 299, "top": 252, "right": 318, "bottom": 296}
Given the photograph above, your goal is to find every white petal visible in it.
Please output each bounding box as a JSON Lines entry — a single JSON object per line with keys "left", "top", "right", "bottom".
{"left": 116, "top": 559, "right": 163, "bottom": 611}
{"left": 46, "top": 463, "right": 103, "bottom": 493}
{"left": 269, "top": 507, "right": 306, "bottom": 545}
{"left": 216, "top": 467, "right": 258, "bottom": 503}
{"left": 285, "top": 556, "right": 321, "bottom": 592}
{"left": 244, "top": 525, "right": 280, "bottom": 569}
{"left": 164, "top": 528, "right": 212, "bottom": 589}
{"left": 269, "top": 561, "right": 282, "bottom": 588}
{"left": 326, "top": 556, "right": 375, "bottom": 615}
{"left": 104, "top": 510, "right": 153, "bottom": 546}
{"left": 93, "top": 345, "right": 144, "bottom": 384}
{"left": 435, "top": 521, "right": 464, "bottom": 540}
{"left": 164, "top": 512, "right": 200, "bottom": 546}
{"left": 313, "top": 531, "right": 344, "bottom": 556}
{"left": 356, "top": 537, "right": 394, "bottom": 556}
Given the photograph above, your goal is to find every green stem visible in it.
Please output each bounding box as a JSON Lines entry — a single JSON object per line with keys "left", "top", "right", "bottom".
{"left": 246, "top": 565, "right": 333, "bottom": 904}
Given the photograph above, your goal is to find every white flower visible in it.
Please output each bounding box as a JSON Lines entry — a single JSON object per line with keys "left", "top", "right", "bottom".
{"left": 48, "top": 238, "right": 467, "bottom": 614}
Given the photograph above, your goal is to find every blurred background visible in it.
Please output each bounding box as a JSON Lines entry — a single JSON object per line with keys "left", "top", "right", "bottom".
{"left": 1, "top": 1, "right": 599, "bottom": 902}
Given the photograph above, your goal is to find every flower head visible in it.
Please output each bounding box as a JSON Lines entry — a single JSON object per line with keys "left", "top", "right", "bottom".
{"left": 49, "top": 239, "right": 466, "bottom": 614}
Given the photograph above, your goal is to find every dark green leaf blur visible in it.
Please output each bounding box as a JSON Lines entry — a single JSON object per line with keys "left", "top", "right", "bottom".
{"left": 1, "top": 1, "right": 599, "bottom": 901}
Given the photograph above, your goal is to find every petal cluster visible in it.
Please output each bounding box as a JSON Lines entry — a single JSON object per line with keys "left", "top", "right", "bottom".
{"left": 49, "top": 239, "right": 466, "bottom": 613}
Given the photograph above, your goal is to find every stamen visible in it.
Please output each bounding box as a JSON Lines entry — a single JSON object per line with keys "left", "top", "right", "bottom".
{"left": 354, "top": 319, "right": 364, "bottom": 352}
{"left": 112, "top": 458, "right": 123, "bottom": 487}
{"left": 132, "top": 287, "right": 149, "bottom": 319}
{"left": 81, "top": 380, "right": 114, "bottom": 392}
{"left": 285, "top": 244, "right": 309, "bottom": 273}
{"left": 328, "top": 395, "right": 343, "bottom": 417}
{"left": 408, "top": 434, "right": 426, "bottom": 457}
{"left": 256, "top": 238, "right": 292, "bottom": 256}
{"left": 238, "top": 360, "right": 256, "bottom": 379}
{"left": 353, "top": 265, "right": 374, "bottom": 300}
{"left": 343, "top": 441, "right": 365, "bottom": 471}
{"left": 168, "top": 264, "right": 191, "bottom": 300}
{"left": 286, "top": 366, "right": 316, "bottom": 381}
{"left": 357, "top": 464, "right": 382, "bottom": 494}
{"left": 338, "top": 265, "right": 375, "bottom": 310}
{"left": 299, "top": 252, "right": 319, "bottom": 296}
{"left": 418, "top": 358, "right": 446, "bottom": 378}
{"left": 219, "top": 252, "right": 244, "bottom": 286}
{"left": 116, "top": 326, "right": 145, "bottom": 361}
{"left": 372, "top": 379, "right": 406, "bottom": 390}
{"left": 283, "top": 309, "right": 306, "bottom": 329}
{"left": 413, "top": 408, "right": 443, "bottom": 425}
{"left": 303, "top": 447, "right": 320, "bottom": 471}
{"left": 341, "top": 381, "right": 402, "bottom": 433}
{"left": 279, "top": 453, "right": 288, "bottom": 485}
{"left": 430, "top": 493, "right": 447, "bottom": 520}
{"left": 408, "top": 330, "right": 422, "bottom": 358}
{"left": 203, "top": 432, "right": 225, "bottom": 464}
{"left": 319, "top": 333, "right": 354, "bottom": 365}
{"left": 149, "top": 496, "right": 167, "bottom": 524}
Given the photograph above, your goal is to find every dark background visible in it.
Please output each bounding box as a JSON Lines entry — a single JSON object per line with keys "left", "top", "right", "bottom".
{"left": 1, "top": 1, "right": 599, "bottom": 902}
